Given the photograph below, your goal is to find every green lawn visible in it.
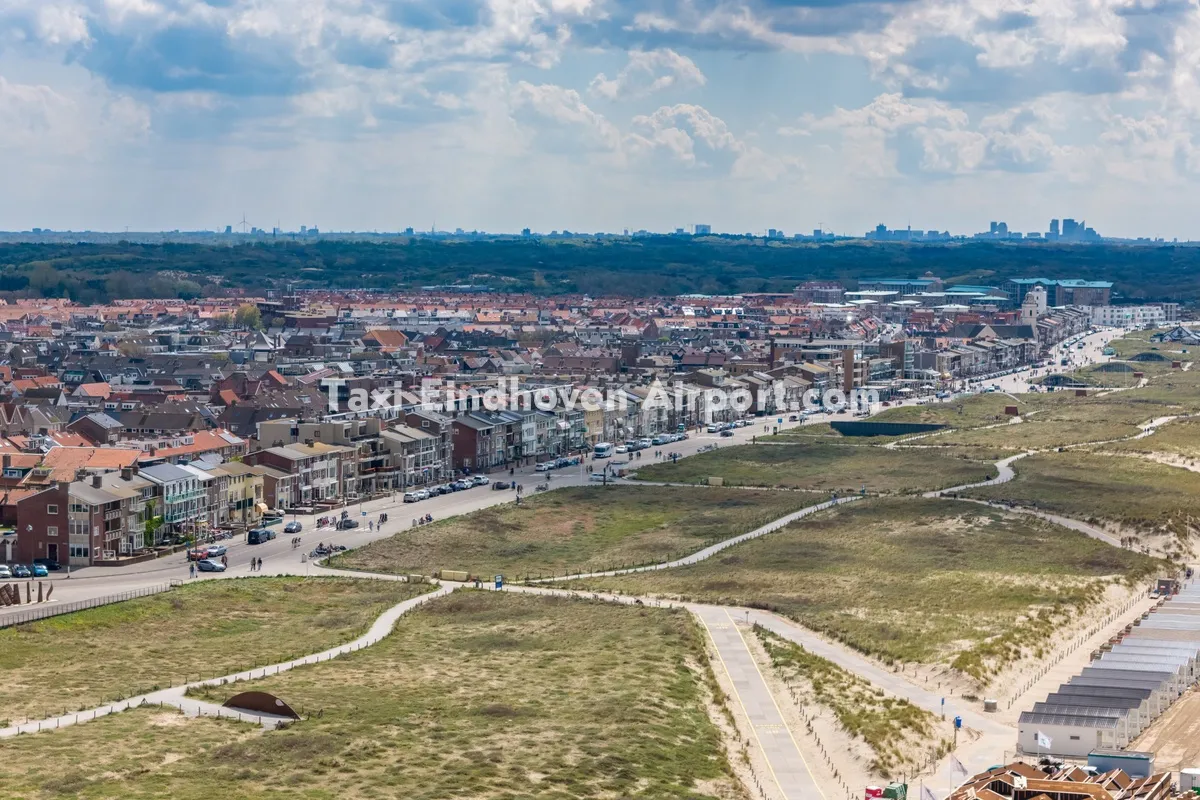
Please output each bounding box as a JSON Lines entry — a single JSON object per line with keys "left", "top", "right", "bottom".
{"left": 632, "top": 441, "right": 996, "bottom": 493}
{"left": 966, "top": 450, "right": 1200, "bottom": 544}
{"left": 0, "top": 577, "right": 428, "bottom": 724}
{"left": 331, "top": 484, "right": 818, "bottom": 579}
{"left": 0, "top": 592, "right": 749, "bottom": 800}
{"left": 566, "top": 498, "right": 1160, "bottom": 682}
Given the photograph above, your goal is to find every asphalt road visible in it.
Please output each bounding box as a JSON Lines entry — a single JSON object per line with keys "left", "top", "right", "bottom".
{"left": 0, "top": 327, "right": 1123, "bottom": 620}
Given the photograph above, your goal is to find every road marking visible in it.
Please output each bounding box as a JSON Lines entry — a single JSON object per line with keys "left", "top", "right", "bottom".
{"left": 698, "top": 612, "right": 788, "bottom": 800}
{"left": 726, "top": 608, "right": 827, "bottom": 800}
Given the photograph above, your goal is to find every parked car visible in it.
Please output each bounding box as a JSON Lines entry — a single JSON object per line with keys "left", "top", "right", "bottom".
{"left": 283, "top": 521, "right": 303, "bottom": 534}
{"left": 196, "top": 558, "right": 226, "bottom": 572}
{"left": 453, "top": 479, "right": 473, "bottom": 490}
{"left": 247, "top": 528, "right": 276, "bottom": 545}
{"left": 0, "top": 565, "right": 12, "bottom": 579}
{"left": 205, "top": 544, "right": 228, "bottom": 557}
{"left": 11, "top": 564, "right": 31, "bottom": 578}
{"left": 31, "top": 563, "right": 49, "bottom": 577}
{"left": 416, "top": 489, "right": 429, "bottom": 500}
{"left": 536, "top": 462, "right": 555, "bottom": 472}
{"left": 720, "top": 429, "right": 735, "bottom": 438}
{"left": 403, "top": 491, "right": 421, "bottom": 503}
{"left": 186, "top": 548, "right": 210, "bottom": 561}
{"left": 32, "top": 558, "right": 60, "bottom": 571}
{"left": 615, "top": 445, "right": 629, "bottom": 454}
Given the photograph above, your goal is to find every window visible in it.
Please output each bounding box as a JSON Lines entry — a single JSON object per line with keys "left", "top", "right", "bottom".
{"left": 47, "top": 504, "right": 58, "bottom": 515}
{"left": 47, "top": 526, "right": 58, "bottom": 537}
{"left": 69, "top": 545, "right": 89, "bottom": 559}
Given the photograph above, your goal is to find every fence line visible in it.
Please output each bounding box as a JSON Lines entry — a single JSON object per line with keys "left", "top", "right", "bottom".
{"left": 0, "top": 581, "right": 178, "bottom": 629}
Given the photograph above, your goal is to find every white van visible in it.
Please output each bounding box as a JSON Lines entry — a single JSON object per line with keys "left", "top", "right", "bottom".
{"left": 536, "top": 462, "right": 555, "bottom": 472}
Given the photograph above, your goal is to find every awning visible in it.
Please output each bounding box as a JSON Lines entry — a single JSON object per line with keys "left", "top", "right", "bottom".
{"left": 255, "top": 503, "right": 268, "bottom": 513}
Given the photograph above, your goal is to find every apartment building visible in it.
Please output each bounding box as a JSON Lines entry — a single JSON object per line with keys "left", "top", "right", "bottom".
{"left": 244, "top": 442, "right": 353, "bottom": 508}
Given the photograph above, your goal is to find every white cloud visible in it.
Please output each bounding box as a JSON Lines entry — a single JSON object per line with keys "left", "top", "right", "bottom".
{"left": 589, "top": 48, "right": 705, "bottom": 100}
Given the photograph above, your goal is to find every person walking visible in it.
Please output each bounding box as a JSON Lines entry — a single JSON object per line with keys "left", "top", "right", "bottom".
{"left": 189, "top": 561, "right": 196, "bottom": 579}
{"left": 221, "top": 554, "right": 228, "bottom": 568}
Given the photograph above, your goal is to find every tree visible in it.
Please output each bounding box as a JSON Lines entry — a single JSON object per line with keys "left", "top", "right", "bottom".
{"left": 213, "top": 313, "right": 233, "bottom": 330}
{"left": 234, "top": 304, "right": 262, "bottom": 330}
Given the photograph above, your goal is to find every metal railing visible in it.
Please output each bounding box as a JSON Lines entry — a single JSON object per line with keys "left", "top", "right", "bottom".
{"left": 0, "top": 581, "right": 179, "bottom": 629}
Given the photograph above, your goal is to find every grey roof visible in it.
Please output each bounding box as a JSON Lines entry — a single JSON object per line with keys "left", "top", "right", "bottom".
{"left": 138, "top": 462, "right": 195, "bottom": 483}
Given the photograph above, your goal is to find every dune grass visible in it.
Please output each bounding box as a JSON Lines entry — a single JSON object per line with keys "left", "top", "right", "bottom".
{"left": 966, "top": 449, "right": 1200, "bottom": 543}
{"left": 0, "top": 592, "right": 749, "bottom": 800}
{"left": 331, "top": 484, "right": 818, "bottom": 579}
{"left": 632, "top": 441, "right": 995, "bottom": 493}
{"left": 0, "top": 577, "right": 428, "bottom": 724}
{"left": 566, "top": 498, "right": 1160, "bottom": 681}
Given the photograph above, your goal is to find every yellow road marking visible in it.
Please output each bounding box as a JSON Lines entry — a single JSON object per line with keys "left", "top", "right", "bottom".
{"left": 727, "top": 608, "right": 828, "bottom": 800}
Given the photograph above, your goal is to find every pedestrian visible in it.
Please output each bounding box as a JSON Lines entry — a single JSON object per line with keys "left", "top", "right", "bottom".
{"left": 369, "top": 520, "right": 374, "bottom": 532}
{"left": 222, "top": 555, "right": 228, "bottom": 567}
{"left": 189, "top": 562, "right": 196, "bottom": 579}
{"left": 257, "top": 557, "right": 263, "bottom": 571}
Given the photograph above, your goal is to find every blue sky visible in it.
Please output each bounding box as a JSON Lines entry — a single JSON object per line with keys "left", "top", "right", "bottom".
{"left": 0, "top": 0, "right": 1197, "bottom": 237}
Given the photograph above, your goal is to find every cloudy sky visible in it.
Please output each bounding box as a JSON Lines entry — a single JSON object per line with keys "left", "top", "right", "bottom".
{"left": 1, "top": 0, "right": 1197, "bottom": 237}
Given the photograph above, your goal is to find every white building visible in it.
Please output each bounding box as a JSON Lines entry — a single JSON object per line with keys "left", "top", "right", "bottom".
{"left": 1090, "top": 304, "right": 1179, "bottom": 328}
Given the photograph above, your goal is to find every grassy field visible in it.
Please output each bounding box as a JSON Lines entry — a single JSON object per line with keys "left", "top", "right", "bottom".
{"left": 870, "top": 393, "right": 1026, "bottom": 430}
{"left": 566, "top": 498, "right": 1160, "bottom": 682}
{"left": 0, "top": 577, "right": 428, "bottom": 724}
{"left": 1106, "top": 415, "right": 1200, "bottom": 460}
{"left": 754, "top": 626, "right": 948, "bottom": 776}
{"left": 0, "top": 592, "right": 749, "bottom": 800}
{"left": 331, "top": 484, "right": 817, "bottom": 579}
{"left": 966, "top": 450, "right": 1200, "bottom": 544}
{"left": 632, "top": 442, "right": 996, "bottom": 493}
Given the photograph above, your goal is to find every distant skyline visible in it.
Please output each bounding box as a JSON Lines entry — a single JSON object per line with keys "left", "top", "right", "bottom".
{"left": 3, "top": 1, "right": 1200, "bottom": 238}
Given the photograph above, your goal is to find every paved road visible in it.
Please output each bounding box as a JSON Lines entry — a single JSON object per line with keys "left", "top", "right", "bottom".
{"left": 694, "top": 605, "right": 828, "bottom": 800}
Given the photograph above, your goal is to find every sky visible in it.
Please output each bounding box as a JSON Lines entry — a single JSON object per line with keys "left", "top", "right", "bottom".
{"left": 1, "top": 0, "right": 1198, "bottom": 238}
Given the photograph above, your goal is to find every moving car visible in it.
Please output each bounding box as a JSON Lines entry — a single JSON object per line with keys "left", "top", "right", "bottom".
{"left": 186, "top": 548, "right": 210, "bottom": 561}
{"left": 536, "top": 462, "right": 555, "bottom": 472}
{"left": 472, "top": 475, "right": 490, "bottom": 486}
{"left": 284, "top": 521, "right": 303, "bottom": 534}
{"left": 12, "top": 564, "right": 31, "bottom": 578}
{"left": 336, "top": 518, "right": 359, "bottom": 530}
{"left": 196, "top": 558, "right": 226, "bottom": 572}
{"left": 492, "top": 481, "right": 511, "bottom": 490}
{"left": 719, "top": 429, "right": 735, "bottom": 438}
{"left": 205, "top": 544, "right": 228, "bottom": 557}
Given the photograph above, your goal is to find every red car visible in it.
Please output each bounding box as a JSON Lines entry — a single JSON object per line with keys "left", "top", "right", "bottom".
{"left": 186, "top": 547, "right": 210, "bottom": 561}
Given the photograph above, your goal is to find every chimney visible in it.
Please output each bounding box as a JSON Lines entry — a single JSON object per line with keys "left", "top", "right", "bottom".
{"left": 843, "top": 350, "right": 855, "bottom": 394}
{"left": 92, "top": 474, "right": 102, "bottom": 488}
{"left": 75, "top": 468, "right": 88, "bottom": 482}
{"left": 2, "top": 454, "right": 9, "bottom": 470}
{"left": 132, "top": 464, "right": 139, "bottom": 476}
{"left": 121, "top": 466, "right": 132, "bottom": 481}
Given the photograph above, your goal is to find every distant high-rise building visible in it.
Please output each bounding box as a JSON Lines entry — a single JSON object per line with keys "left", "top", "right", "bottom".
{"left": 1062, "top": 218, "right": 1080, "bottom": 239}
{"left": 404, "top": 227, "right": 414, "bottom": 235}
{"left": 694, "top": 224, "right": 712, "bottom": 235}
{"left": 1049, "top": 219, "right": 1060, "bottom": 237}
{"left": 300, "top": 225, "right": 307, "bottom": 235}
{"left": 224, "top": 225, "right": 233, "bottom": 234}
{"left": 521, "top": 228, "right": 531, "bottom": 236}
{"left": 675, "top": 227, "right": 685, "bottom": 235}
{"left": 990, "top": 221, "right": 999, "bottom": 234}
{"left": 768, "top": 228, "right": 778, "bottom": 238}
{"left": 997, "top": 222, "right": 1008, "bottom": 236}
